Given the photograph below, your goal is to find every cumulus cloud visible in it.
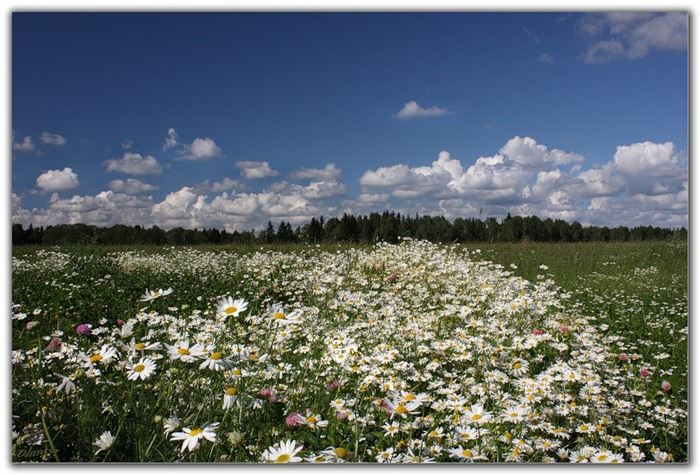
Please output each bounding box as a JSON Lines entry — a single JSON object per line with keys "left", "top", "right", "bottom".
{"left": 395, "top": 101, "right": 450, "bottom": 119}
{"left": 613, "top": 141, "right": 686, "bottom": 195}
{"left": 290, "top": 163, "right": 342, "bottom": 181}
{"left": 36, "top": 167, "right": 80, "bottom": 192}
{"left": 235, "top": 161, "right": 280, "bottom": 179}
{"left": 579, "top": 12, "right": 687, "bottom": 63}
{"left": 357, "top": 136, "right": 687, "bottom": 227}
{"left": 164, "top": 128, "right": 223, "bottom": 160}
{"left": 176, "top": 137, "right": 224, "bottom": 161}
{"left": 12, "top": 134, "right": 37, "bottom": 154}
{"left": 210, "top": 177, "right": 246, "bottom": 193}
{"left": 299, "top": 180, "right": 347, "bottom": 199}
{"left": 108, "top": 178, "right": 158, "bottom": 195}
{"left": 105, "top": 152, "right": 163, "bottom": 175}
{"left": 40, "top": 132, "right": 67, "bottom": 146}
{"left": 499, "top": 136, "right": 585, "bottom": 170}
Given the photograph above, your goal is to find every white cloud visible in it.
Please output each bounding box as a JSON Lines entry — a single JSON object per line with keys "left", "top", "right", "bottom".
{"left": 163, "top": 128, "right": 179, "bottom": 149}
{"left": 40, "top": 132, "right": 67, "bottom": 146}
{"left": 499, "top": 136, "right": 585, "bottom": 170}
{"left": 36, "top": 167, "right": 80, "bottom": 192}
{"left": 395, "top": 100, "right": 450, "bottom": 119}
{"left": 235, "top": 161, "right": 280, "bottom": 179}
{"left": 108, "top": 178, "right": 158, "bottom": 195}
{"left": 613, "top": 141, "right": 686, "bottom": 195}
{"left": 210, "top": 177, "right": 246, "bottom": 193}
{"left": 105, "top": 152, "right": 163, "bottom": 175}
{"left": 355, "top": 192, "right": 390, "bottom": 204}
{"left": 580, "top": 12, "right": 687, "bottom": 63}
{"left": 569, "top": 163, "right": 626, "bottom": 198}
{"left": 538, "top": 52, "right": 554, "bottom": 63}
{"left": 299, "top": 180, "right": 347, "bottom": 199}
{"left": 290, "top": 163, "right": 342, "bottom": 181}
{"left": 176, "top": 137, "right": 224, "bottom": 161}
{"left": 12, "top": 134, "right": 37, "bottom": 154}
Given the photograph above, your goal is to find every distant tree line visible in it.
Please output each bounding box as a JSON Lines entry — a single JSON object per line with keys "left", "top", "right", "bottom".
{"left": 12, "top": 212, "right": 687, "bottom": 246}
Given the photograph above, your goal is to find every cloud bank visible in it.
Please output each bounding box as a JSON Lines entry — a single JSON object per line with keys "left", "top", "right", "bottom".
{"left": 13, "top": 137, "right": 687, "bottom": 231}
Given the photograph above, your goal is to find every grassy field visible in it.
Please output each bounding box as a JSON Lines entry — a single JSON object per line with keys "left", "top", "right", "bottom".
{"left": 11, "top": 240, "right": 687, "bottom": 463}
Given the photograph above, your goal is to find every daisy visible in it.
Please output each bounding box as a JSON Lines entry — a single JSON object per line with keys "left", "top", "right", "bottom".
{"left": 269, "top": 304, "right": 302, "bottom": 325}
{"left": 223, "top": 387, "right": 240, "bottom": 410}
{"left": 54, "top": 373, "right": 76, "bottom": 395}
{"left": 383, "top": 397, "right": 421, "bottom": 419}
{"left": 80, "top": 345, "right": 118, "bottom": 367}
{"left": 463, "top": 403, "right": 492, "bottom": 425}
{"left": 501, "top": 405, "right": 528, "bottom": 423}
{"left": 454, "top": 425, "right": 479, "bottom": 442}
{"left": 261, "top": 439, "right": 304, "bottom": 463}
{"left": 510, "top": 358, "right": 530, "bottom": 378}
{"left": 163, "top": 415, "right": 181, "bottom": 435}
{"left": 170, "top": 422, "right": 219, "bottom": 453}
{"left": 93, "top": 430, "right": 115, "bottom": 454}
{"left": 126, "top": 338, "right": 161, "bottom": 354}
{"left": 591, "top": 449, "right": 614, "bottom": 463}
{"left": 448, "top": 446, "right": 488, "bottom": 462}
{"left": 126, "top": 357, "right": 157, "bottom": 380}
{"left": 199, "top": 350, "right": 232, "bottom": 371}
{"left": 302, "top": 412, "right": 328, "bottom": 430}
{"left": 164, "top": 339, "right": 207, "bottom": 362}
{"left": 116, "top": 322, "right": 134, "bottom": 339}
{"left": 140, "top": 288, "right": 173, "bottom": 302}
{"left": 216, "top": 297, "right": 248, "bottom": 320}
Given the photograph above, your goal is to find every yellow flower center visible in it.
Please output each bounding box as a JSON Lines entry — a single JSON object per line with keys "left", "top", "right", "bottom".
{"left": 395, "top": 404, "right": 408, "bottom": 414}
{"left": 307, "top": 416, "right": 317, "bottom": 424}
{"left": 513, "top": 362, "right": 522, "bottom": 369}
{"left": 462, "top": 449, "right": 474, "bottom": 458}
{"left": 224, "top": 306, "right": 237, "bottom": 315}
{"left": 189, "top": 428, "right": 203, "bottom": 436}
{"left": 273, "top": 312, "right": 286, "bottom": 319}
{"left": 135, "top": 343, "right": 146, "bottom": 350}
{"left": 178, "top": 348, "right": 190, "bottom": 355}
{"left": 134, "top": 364, "right": 145, "bottom": 372}
{"left": 334, "top": 447, "right": 346, "bottom": 458}
{"left": 210, "top": 352, "right": 222, "bottom": 360}
{"left": 471, "top": 413, "right": 482, "bottom": 421}
{"left": 275, "top": 454, "right": 291, "bottom": 463}
{"left": 404, "top": 393, "right": 416, "bottom": 401}
{"left": 232, "top": 368, "right": 242, "bottom": 375}
{"left": 597, "top": 455, "right": 607, "bottom": 462}
{"left": 89, "top": 354, "right": 103, "bottom": 363}
{"left": 225, "top": 387, "right": 238, "bottom": 396}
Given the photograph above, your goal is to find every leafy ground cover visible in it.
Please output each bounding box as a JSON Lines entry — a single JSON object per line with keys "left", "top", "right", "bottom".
{"left": 11, "top": 239, "right": 687, "bottom": 463}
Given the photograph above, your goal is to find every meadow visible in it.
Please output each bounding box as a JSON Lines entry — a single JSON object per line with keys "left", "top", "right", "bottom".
{"left": 11, "top": 239, "right": 687, "bottom": 463}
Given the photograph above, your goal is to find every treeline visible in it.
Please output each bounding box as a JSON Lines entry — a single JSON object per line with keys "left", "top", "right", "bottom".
{"left": 12, "top": 212, "right": 687, "bottom": 246}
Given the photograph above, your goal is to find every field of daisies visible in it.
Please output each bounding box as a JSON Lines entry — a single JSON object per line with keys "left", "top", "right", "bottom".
{"left": 12, "top": 239, "right": 687, "bottom": 463}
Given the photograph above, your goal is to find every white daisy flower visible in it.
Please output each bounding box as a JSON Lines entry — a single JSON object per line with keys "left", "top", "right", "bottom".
{"left": 170, "top": 422, "right": 219, "bottom": 453}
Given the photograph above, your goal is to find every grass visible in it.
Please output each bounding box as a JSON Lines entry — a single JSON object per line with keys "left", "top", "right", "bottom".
{"left": 11, "top": 240, "right": 688, "bottom": 463}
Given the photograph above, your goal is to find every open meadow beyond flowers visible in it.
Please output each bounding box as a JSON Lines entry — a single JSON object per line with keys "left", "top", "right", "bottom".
{"left": 11, "top": 239, "right": 686, "bottom": 462}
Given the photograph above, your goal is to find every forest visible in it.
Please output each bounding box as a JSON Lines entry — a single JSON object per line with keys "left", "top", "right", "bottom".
{"left": 11, "top": 212, "right": 686, "bottom": 246}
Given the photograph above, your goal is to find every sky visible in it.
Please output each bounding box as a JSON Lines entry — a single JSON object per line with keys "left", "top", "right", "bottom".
{"left": 10, "top": 7, "right": 689, "bottom": 232}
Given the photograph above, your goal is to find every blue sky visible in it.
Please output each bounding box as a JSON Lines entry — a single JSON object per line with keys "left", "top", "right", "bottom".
{"left": 10, "top": 9, "right": 688, "bottom": 231}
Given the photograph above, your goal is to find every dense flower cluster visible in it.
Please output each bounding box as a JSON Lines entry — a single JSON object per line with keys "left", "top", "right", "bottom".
{"left": 12, "top": 240, "right": 686, "bottom": 462}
